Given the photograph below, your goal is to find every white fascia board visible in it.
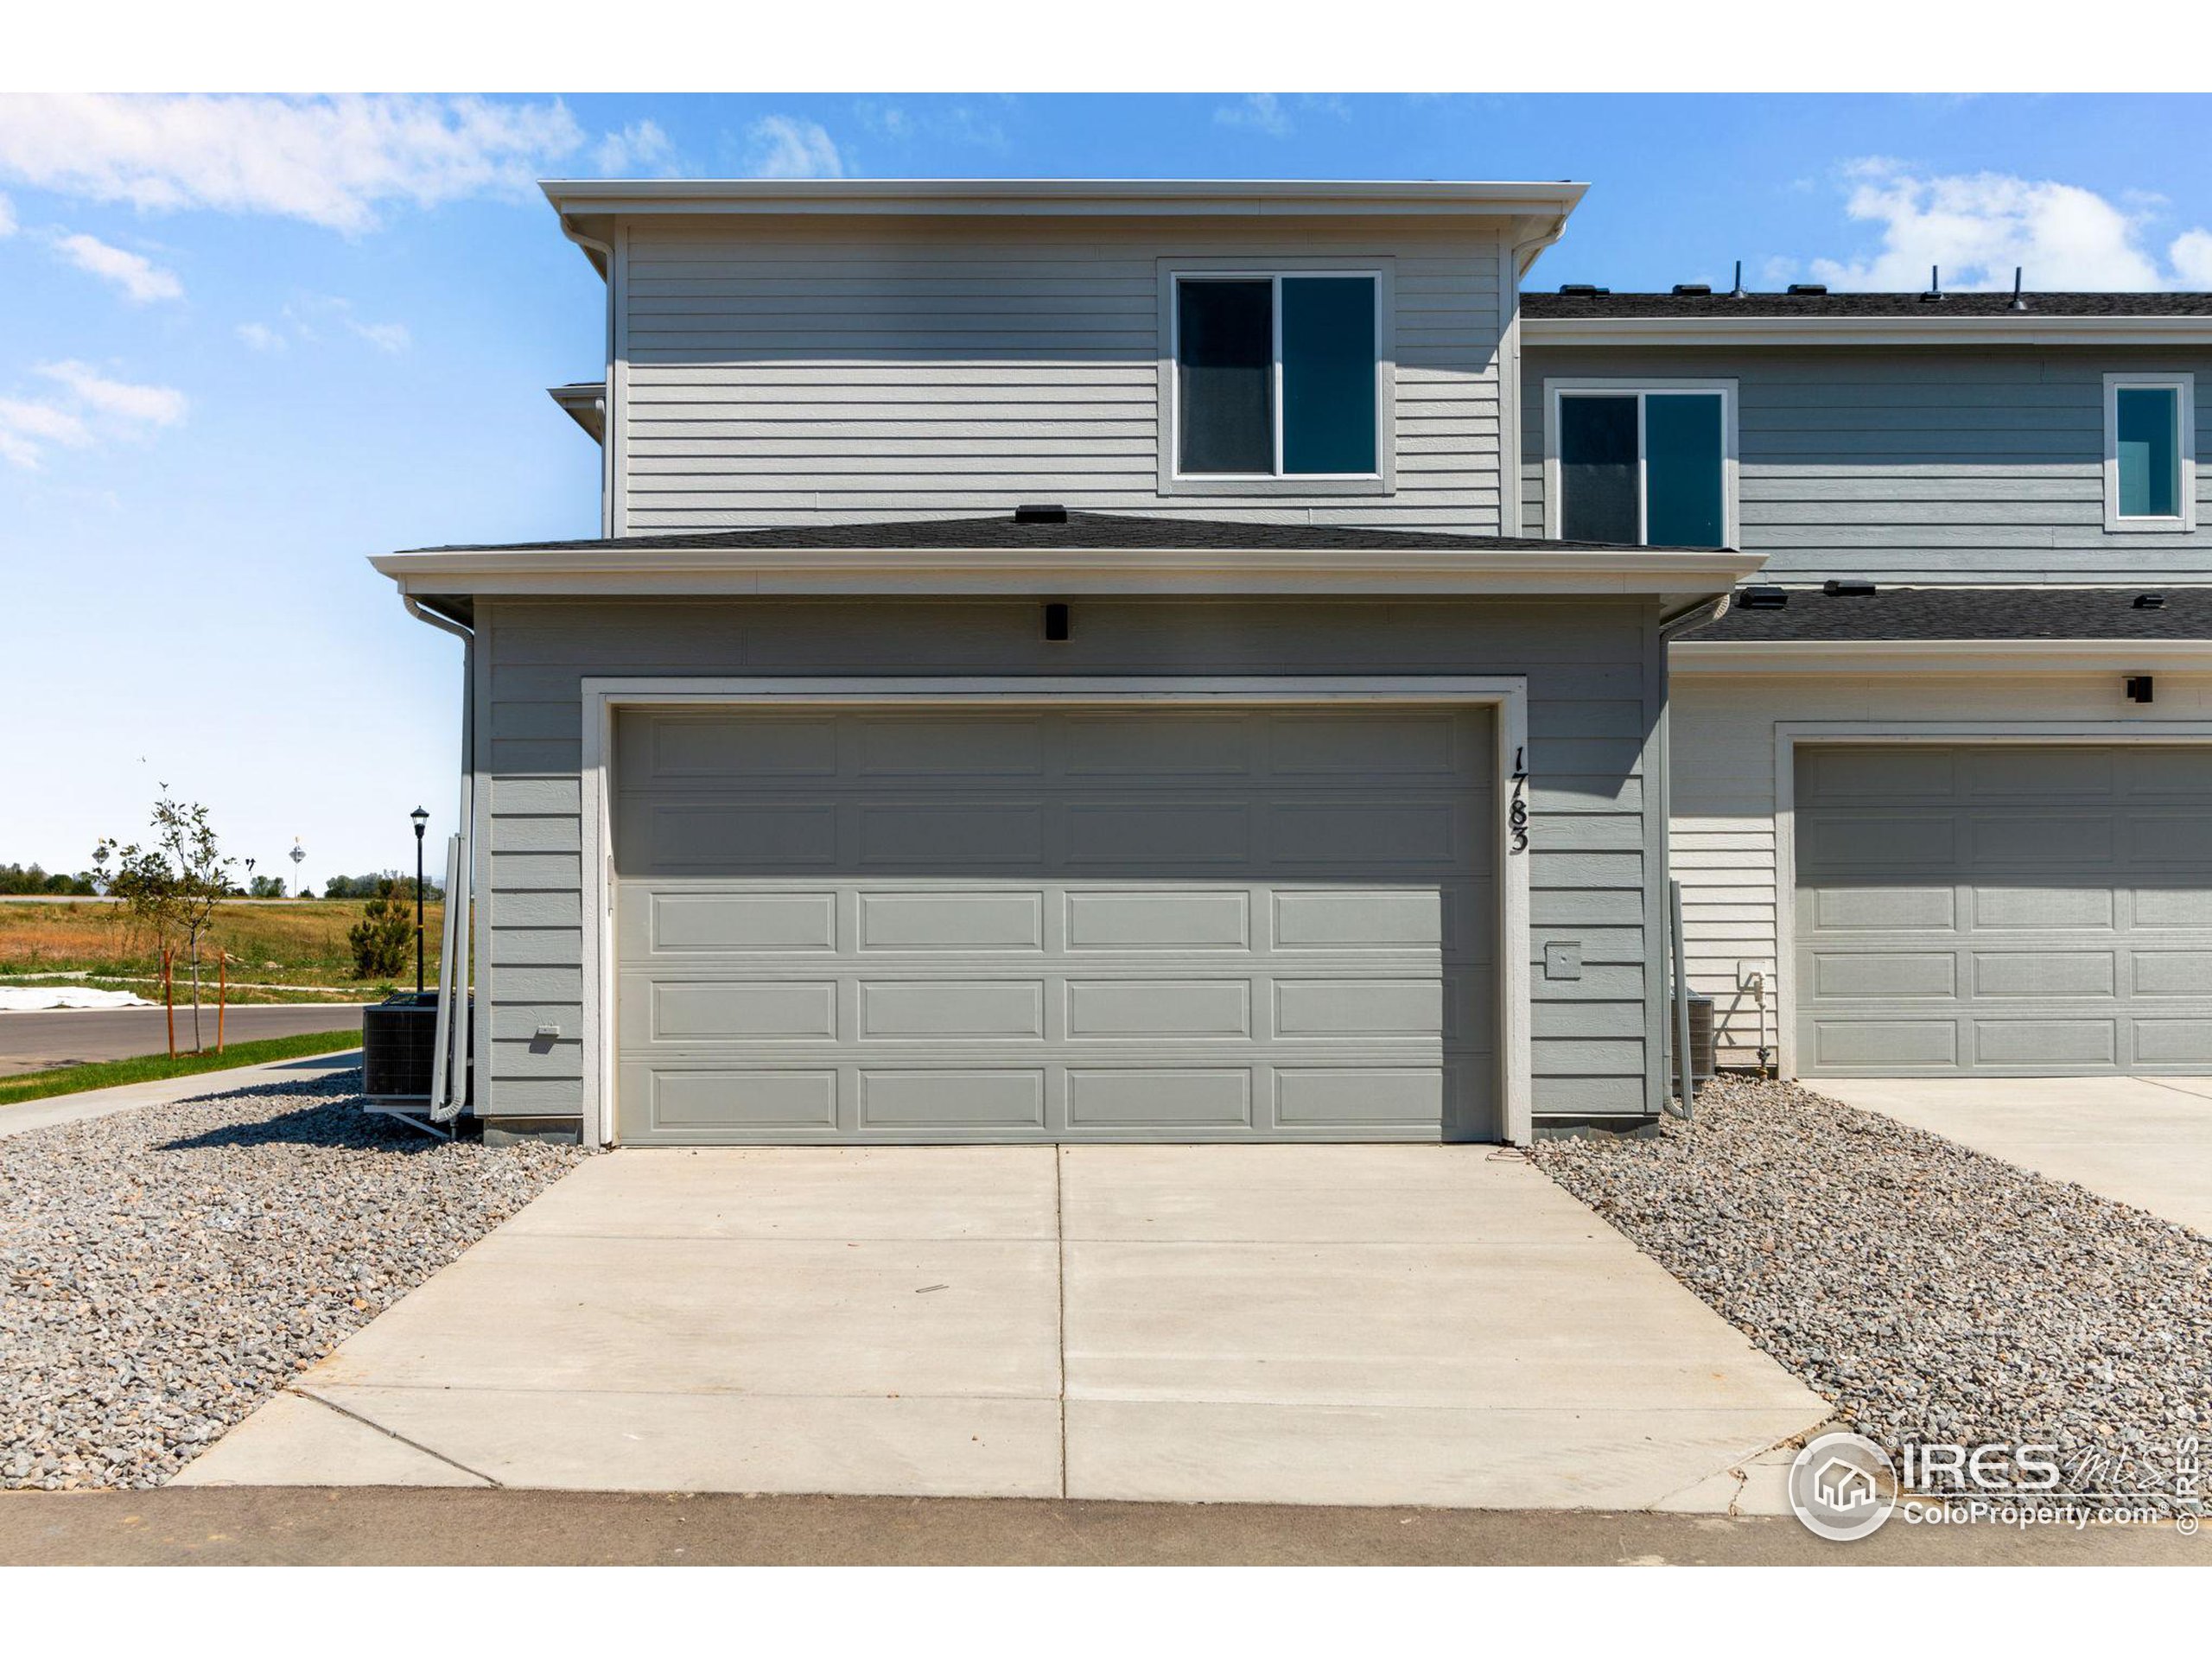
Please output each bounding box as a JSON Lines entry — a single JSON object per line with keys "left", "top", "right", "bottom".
{"left": 371, "top": 544, "right": 1761, "bottom": 602}
{"left": 1672, "top": 639, "right": 2212, "bottom": 674}
{"left": 542, "top": 177, "right": 1589, "bottom": 220}
{"left": 1524, "top": 315, "right": 2212, "bottom": 347}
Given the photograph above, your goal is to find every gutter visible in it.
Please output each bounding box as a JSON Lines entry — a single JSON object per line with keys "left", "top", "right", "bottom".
{"left": 1670, "top": 638, "right": 2212, "bottom": 674}
{"left": 400, "top": 597, "right": 474, "bottom": 1126}
{"left": 1523, "top": 315, "right": 2212, "bottom": 347}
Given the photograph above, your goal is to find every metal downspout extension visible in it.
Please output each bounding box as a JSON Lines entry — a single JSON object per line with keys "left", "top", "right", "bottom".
{"left": 1656, "top": 592, "right": 1732, "bottom": 1122}
{"left": 401, "top": 596, "right": 474, "bottom": 1123}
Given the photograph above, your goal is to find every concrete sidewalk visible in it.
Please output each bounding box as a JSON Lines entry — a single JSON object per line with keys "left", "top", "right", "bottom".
{"left": 176, "top": 1142, "right": 1829, "bottom": 1511}
{"left": 1814, "top": 1076, "right": 2212, "bottom": 1237}
{"left": 0, "top": 1048, "right": 364, "bottom": 1140}
{"left": 4, "top": 1486, "right": 2201, "bottom": 1566}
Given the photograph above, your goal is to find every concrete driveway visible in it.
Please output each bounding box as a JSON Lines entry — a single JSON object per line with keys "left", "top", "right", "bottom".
{"left": 177, "top": 1144, "right": 1827, "bottom": 1510}
{"left": 1814, "top": 1075, "right": 2212, "bottom": 1237}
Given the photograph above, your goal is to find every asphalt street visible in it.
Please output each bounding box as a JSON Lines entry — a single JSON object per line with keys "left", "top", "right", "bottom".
{"left": 0, "top": 1003, "right": 369, "bottom": 1073}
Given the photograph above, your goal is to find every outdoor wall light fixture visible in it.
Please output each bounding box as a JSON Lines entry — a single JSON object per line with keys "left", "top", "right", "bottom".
{"left": 2126, "top": 676, "right": 2155, "bottom": 704}
{"left": 1044, "top": 601, "right": 1071, "bottom": 643}
{"left": 410, "top": 805, "right": 429, "bottom": 995}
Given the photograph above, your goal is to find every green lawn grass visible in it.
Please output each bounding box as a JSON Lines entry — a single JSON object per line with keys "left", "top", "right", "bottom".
{"left": 0, "top": 1029, "right": 363, "bottom": 1109}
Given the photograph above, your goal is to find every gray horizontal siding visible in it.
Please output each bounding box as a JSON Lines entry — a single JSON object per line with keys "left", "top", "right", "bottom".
{"left": 475, "top": 596, "right": 1664, "bottom": 1129}
{"left": 616, "top": 219, "right": 1505, "bottom": 532}
{"left": 1521, "top": 346, "right": 2212, "bottom": 582}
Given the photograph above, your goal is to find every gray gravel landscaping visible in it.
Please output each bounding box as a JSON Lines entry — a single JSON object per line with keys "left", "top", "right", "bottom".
{"left": 1, "top": 1066, "right": 588, "bottom": 1491}
{"left": 1534, "top": 1075, "right": 2212, "bottom": 1510}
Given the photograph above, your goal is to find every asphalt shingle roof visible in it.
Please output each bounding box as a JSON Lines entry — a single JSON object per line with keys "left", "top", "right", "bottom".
{"left": 403, "top": 511, "right": 1685, "bottom": 556}
{"left": 1688, "top": 586, "right": 2212, "bottom": 643}
{"left": 1524, "top": 290, "right": 2212, "bottom": 320}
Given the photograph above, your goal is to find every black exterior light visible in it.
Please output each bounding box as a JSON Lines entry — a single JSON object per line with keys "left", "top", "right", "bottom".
{"left": 1043, "top": 601, "right": 1071, "bottom": 643}
{"left": 2126, "top": 677, "right": 2155, "bottom": 705}
{"left": 410, "top": 805, "right": 429, "bottom": 995}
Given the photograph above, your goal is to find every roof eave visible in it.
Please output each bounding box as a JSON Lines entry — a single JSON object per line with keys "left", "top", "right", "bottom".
{"left": 1524, "top": 315, "right": 2212, "bottom": 346}
{"left": 541, "top": 177, "right": 1590, "bottom": 221}
{"left": 1672, "top": 638, "right": 2212, "bottom": 672}
{"left": 371, "top": 543, "right": 1759, "bottom": 607}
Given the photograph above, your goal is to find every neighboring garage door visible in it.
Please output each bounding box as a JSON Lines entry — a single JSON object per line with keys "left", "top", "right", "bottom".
{"left": 613, "top": 704, "right": 1497, "bottom": 1143}
{"left": 1795, "top": 743, "right": 2212, "bottom": 1075}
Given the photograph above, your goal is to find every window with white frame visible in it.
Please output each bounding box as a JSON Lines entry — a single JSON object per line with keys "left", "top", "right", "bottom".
{"left": 1173, "top": 273, "right": 1380, "bottom": 478}
{"left": 2104, "top": 372, "right": 2196, "bottom": 532}
{"left": 1546, "top": 381, "right": 1738, "bottom": 548}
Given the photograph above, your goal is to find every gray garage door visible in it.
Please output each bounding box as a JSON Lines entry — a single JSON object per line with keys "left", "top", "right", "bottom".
{"left": 1795, "top": 743, "right": 2212, "bottom": 1075}
{"left": 613, "top": 704, "right": 1497, "bottom": 1143}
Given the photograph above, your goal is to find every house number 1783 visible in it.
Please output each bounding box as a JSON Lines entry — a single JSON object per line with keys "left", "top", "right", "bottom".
{"left": 1509, "top": 746, "right": 1529, "bottom": 853}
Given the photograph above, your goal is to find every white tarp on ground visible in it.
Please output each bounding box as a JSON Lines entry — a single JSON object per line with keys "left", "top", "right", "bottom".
{"left": 0, "top": 987, "right": 158, "bottom": 1011}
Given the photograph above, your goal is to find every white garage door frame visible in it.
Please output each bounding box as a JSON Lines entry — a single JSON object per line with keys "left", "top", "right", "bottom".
{"left": 1774, "top": 719, "right": 2212, "bottom": 1079}
{"left": 580, "top": 676, "right": 1534, "bottom": 1147}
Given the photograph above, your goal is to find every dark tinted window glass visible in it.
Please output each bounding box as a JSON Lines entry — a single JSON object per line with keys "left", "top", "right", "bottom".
{"left": 2117, "top": 385, "right": 2180, "bottom": 518}
{"left": 1281, "top": 276, "right": 1377, "bottom": 474}
{"left": 1559, "top": 395, "right": 1639, "bottom": 543}
{"left": 1643, "top": 392, "right": 1726, "bottom": 545}
{"left": 1178, "top": 280, "right": 1274, "bottom": 474}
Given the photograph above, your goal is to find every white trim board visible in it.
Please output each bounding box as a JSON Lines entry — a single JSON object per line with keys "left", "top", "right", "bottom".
{"left": 2103, "top": 372, "right": 2198, "bottom": 534}
{"left": 577, "top": 676, "right": 1534, "bottom": 1149}
{"left": 1524, "top": 315, "right": 2212, "bottom": 347}
{"left": 374, "top": 544, "right": 1764, "bottom": 604}
{"left": 1674, "top": 640, "right": 2212, "bottom": 675}
{"left": 1770, "top": 720, "right": 2212, "bottom": 1079}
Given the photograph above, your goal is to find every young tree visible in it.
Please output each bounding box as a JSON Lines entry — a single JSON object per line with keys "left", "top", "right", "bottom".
{"left": 347, "top": 879, "right": 416, "bottom": 981}
{"left": 90, "top": 790, "right": 241, "bottom": 1052}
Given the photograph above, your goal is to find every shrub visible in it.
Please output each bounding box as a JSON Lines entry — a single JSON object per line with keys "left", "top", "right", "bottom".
{"left": 346, "top": 881, "right": 417, "bottom": 980}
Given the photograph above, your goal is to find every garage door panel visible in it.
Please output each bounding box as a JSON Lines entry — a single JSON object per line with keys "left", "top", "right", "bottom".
{"left": 1813, "top": 950, "right": 1957, "bottom": 999}
{"left": 1972, "top": 951, "right": 2115, "bottom": 999}
{"left": 857, "top": 891, "right": 1046, "bottom": 950}
{"left": 1966, "top": 813, "right": 2116, "bottom": 866}
{"left": 1971, "top": 885, "right": 2115, "bottom": 929}
{"left": 1797, "top": 744, "right": 2212, "bottom": 1077}
{"left": 2134, "top": 952, "right": 2212, "bottom": 996}
{"left": 615, "top": 705, "right": 1498, "bottom": 1142}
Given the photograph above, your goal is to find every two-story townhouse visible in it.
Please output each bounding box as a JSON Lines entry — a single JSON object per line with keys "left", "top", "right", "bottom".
{"left": 372, "top": 178, "right": 1762, "bottom": 1147}
{"left": 1521, "top": 288, "right": 2212, "bottom": 1081}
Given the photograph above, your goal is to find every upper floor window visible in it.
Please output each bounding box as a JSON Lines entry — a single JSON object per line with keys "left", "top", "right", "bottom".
{"left": 2105, "top": 373, "right": 2196, "bottom": 532}
{"left": 1545, "top": 380, "right": 1738, "bottom": 548}
{"left": 1173, "top": 273, "right": 1380, "bottom": 479}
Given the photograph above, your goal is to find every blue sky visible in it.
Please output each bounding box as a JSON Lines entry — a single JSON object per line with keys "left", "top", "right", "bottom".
{"left": 4, "top": 92, "right": 2210, "bottom": 885}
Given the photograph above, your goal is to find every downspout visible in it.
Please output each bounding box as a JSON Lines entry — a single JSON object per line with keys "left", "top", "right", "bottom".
{"left": 1654, "top": 591, "right": 1732, "bottom": 1120}
{"left": 402, "top": 595, "right": 474, "bottom": 1124}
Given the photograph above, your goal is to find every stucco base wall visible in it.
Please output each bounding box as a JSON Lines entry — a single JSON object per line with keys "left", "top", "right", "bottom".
{"left": 1670, "top": 664, "right": 2212, "bottom": 1070}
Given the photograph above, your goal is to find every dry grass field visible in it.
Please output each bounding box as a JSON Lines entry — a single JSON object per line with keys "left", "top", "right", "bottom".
{"left": 0, "top": 898, "right": 447, "bottom": 1001}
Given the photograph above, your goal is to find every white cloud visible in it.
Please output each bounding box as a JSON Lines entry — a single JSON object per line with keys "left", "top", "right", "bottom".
{"left": 854, "top": 102, "right": 1007, "bottom": 152}
{"left": 235, "top": 321, "right": 285, "bottom": 353}
{"left": 594, "top": 119, "right": 677, "bottom": 175}
{"left": 51, "top": 231, "right": 182, "bottom": 302}
{"left": 0, "top": 395, "right": 92, "bottom": 467}
{"left": 0, "top": 192, "right": 15, "bottom": 237}
{"left": 742, "top": 116, "right": 844, "bottom": 181}
{"left": 1796, "top": 160, "right": 2212, "bottom": 291}
{"left": 0, "top": 93, "right": 592, "bottom": 233}
{"left": 345, "top": 318, "right": 410, "bottom": 353}
{"left": 0, "top": 359, "right": 182, "bottom": 467}
{"left": 36, "top": 360, "right": 188, "bottom": 426}
{"left": 2172, "top": 230, "right": 2212, "bottom": 289}
{"left": 1215, "top": 93, "right": 1293, "bottom": 139}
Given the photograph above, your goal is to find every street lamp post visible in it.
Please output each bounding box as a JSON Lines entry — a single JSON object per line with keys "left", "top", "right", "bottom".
{"left": 410, "top": 806, "right": 429, "bottom": 996}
